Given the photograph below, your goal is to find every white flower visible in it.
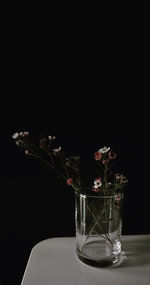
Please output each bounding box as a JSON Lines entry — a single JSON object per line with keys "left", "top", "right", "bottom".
{"left": 53, "top": 146, "right": 61, "bottom": 153}
{"left": 12, "top": 132, "right": 19, "bottom": 139}
{"left": 94, "top": 177, "right": 102, "bottom": 188}
{"left": 48, "top": 136, "right": 56, "bottom": 141}
{"left": 99, "top": 146, "right": 110, "bottom": 153}
{"left": 106, "top": 182, "right": 112, "bottom": 186}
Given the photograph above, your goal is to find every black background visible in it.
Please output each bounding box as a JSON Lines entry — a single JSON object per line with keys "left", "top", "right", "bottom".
{"left": 1, "top": 9, "right": 150, "bottom": 285}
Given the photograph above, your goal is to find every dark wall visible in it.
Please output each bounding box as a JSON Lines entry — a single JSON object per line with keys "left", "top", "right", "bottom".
{"left": 1, "top": 18, "right": 149, "bottom": 282}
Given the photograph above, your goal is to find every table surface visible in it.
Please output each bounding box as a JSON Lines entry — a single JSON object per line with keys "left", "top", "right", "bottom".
{"left": 21, "top": 235, "right": 150, "bottom": 285}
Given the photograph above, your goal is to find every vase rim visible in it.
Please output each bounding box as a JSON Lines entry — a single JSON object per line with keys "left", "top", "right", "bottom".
{"left": 75, "top": 191, "right": 123, "bottom": 199}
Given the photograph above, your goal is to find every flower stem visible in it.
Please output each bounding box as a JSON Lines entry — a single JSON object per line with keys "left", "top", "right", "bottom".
{"left": 28, "top": 153, "right": 67, "bottom": 182}
{"left": 84, "top": 200, "right": 113, "bottom": 246}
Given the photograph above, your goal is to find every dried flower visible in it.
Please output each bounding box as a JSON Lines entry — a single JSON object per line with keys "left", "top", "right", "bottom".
{"left": 48, "top": 136, "right": 56, "bottom": 141}
{"left": 121, "top": 176, "right": 128, "bottom": 184}
{"left": 99, "top": 146, "right": 110, "bottom": 154}
{"left": 115, "top": 173, "right": 128, "bottom": 184}
{"left": 12, "top": 132, "right": 19, "bottom": 139}
{"left": 92, "top": 177, "right": 102, "bottom": 192}
{"left": 94, "top": 151, "right": 102, "bottom": 161}
{"left": 67, "top": 178, "right": 73, "bottom": 185}
{"left": 115, "top": 193, "right": 122, "bottom": 208}
{"left": 12, "top": 131, "right": 29, "bottom": 139}
{"left": 108, "top": 150, "right": 116, "bottom": 159}
{"left": 12, "top": 135, "right": 128, "bottom": 196}
{"left": 94, "top": 177, "right": 102, "bottom": 188}
{"left": 53, "top": 147, "right": 62, "bottom": 153}
{"left": 115, "top": 173, "right": 122, "bottom": 179}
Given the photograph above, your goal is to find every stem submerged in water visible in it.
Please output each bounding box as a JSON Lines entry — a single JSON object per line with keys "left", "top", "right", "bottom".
{"left": 84, "top": 200, "right": 113, "bottom": 247}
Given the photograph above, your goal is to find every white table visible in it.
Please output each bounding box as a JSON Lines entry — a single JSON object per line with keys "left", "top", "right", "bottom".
{"left": 21, "top": 235, "right": 150, "bottom": 285}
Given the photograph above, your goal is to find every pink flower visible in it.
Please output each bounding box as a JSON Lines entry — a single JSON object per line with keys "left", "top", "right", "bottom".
{"left": 22, "top": 132, "right": 29, "bottom": 137}
{"left": 94, "top": 151, "right": 102, "bottom": 160}
{"left": 115, "top": 193, "right": 121, "bottom": 208}
{"left": 67, "top": 178, "right": 73, "bottom": 185}
{"left": 116, "top": 193, "right": 121, "bottom": 200}
{"left": 108, "top": 150, "right": 116, "bottom": 159}
{"left": 92, "top": 186, "right": 101, "bottom": 192}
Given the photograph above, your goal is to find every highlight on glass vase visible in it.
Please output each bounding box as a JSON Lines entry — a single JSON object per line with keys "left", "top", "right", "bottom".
{"left": 12, "top": 133, "right": 128, "bottom": 266}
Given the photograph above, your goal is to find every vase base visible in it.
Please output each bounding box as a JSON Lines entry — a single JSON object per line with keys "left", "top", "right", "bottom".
{"left": 77, "top": 250, "right": 121, "bottom": 267}
{"left": 76, "top": 240, "right": 121, "bottom": 267}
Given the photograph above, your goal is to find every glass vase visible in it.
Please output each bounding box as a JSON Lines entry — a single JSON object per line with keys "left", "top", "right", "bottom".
{"left": 75, "top": 191, "right": 123, "bottom": 266}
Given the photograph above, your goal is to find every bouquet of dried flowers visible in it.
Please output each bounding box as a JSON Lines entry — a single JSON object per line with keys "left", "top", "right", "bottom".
{"left": 12, "top": 132, "right": 128, "bottom": 246}
{"left": 12, "top": 132, "right": 128, "bottom": 199}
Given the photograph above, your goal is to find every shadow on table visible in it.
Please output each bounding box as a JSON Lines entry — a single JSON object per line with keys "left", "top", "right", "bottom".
{"left": 112, "top": 235, "right": 150, "bottom": 269}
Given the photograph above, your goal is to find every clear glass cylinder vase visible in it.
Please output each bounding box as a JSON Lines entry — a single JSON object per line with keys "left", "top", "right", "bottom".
{"left": 75, "top": 191, "right": 123, "bottom": 266}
